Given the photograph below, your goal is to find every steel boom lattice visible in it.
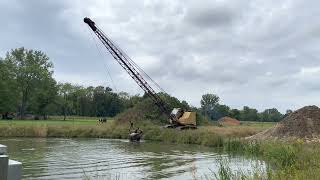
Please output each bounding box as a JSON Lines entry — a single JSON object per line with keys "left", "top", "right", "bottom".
{"left": 84, "top": 17, "right": 170, "bottom": 115}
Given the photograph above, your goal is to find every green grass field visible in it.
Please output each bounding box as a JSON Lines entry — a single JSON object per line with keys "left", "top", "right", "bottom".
{"left": 0, "top": 117, "right": 274, "bottom": 130}
{"left": 0, "top": 116, "right": 114, "bottom": 126}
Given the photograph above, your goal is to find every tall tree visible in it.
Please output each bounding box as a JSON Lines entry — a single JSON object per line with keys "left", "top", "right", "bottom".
{"left": 240, "top": 106, "right": 259, "bottom": 121}
{"left": 259, "top": 108, "right": 283, "bottom": 122}
{"left": 200, "top": 93, "right": 220, "bottom": 119}
{"left": 0, "top": 59, "right": 18, "bottom": 118}
{"left": 57, "top": 83, "right": 76, "bottom": 120}
{"left": 118, "top": 91, "right": 132, "bottom": 110}
{"left": 31, "top": 77, "right": 57, "bottom": 119}
{"left": 4, "top": 47, "right": 54, "bottom": 119}
{"left": 214, "top": 104, "right": 230, "bottom": 119}
{"left": 229, "top": 109, "right": 241, "bottom": 120}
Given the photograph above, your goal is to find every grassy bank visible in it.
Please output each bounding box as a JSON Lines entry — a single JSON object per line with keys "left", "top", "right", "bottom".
{"left": 0, "top": 120, "right": 264, "bottom": 146}
{"left": 1, "top": 120, "right": 320, "bottom": 179}
{"left": 211, "top": 139, "right": 320, "bottom": 180}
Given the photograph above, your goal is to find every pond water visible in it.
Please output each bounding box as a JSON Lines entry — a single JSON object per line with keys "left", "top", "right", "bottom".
{"left": 0, "top": 138, "right": 266, "bottom": 180}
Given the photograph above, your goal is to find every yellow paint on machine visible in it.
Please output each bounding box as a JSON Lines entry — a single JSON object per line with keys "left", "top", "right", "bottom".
{"left": 178, "top": 112, "right": 196, "bottom": 126}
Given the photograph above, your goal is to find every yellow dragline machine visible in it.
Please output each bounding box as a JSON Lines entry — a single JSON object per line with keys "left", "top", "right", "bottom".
{"left": 84, "top": 17, "right": 196, "bottom": 130}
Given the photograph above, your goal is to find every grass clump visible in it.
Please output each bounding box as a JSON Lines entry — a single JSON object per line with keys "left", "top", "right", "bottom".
{"left": 262, "top": 142, "right": 298, "bottom": 168}
{"left": 204, "top": 160, "right": 270, "bottom": 180}
{"left": 211, "top": 139, "right": 320, "bottom": 180}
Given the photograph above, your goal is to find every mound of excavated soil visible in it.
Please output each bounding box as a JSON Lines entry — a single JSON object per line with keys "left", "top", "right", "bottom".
{"left": 217, "top": 116, "right": 241, "bottom": 126}
{"left": 249, "top": 105, "right": 320, "bottom": 140}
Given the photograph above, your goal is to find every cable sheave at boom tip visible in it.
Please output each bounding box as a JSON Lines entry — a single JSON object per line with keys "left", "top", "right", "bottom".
{"left": 84, "top": 17, "right": 97, "bottom": 31}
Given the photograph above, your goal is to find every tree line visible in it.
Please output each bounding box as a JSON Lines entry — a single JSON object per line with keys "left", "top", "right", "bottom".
{"left": 0, "top": 47, "right": 288, "bottom": 122}
{"left": 200, "top": 93, "right": 289, "bottom": 122}
{"left": 0, "top": 47, "right": 136, "bottom": 119}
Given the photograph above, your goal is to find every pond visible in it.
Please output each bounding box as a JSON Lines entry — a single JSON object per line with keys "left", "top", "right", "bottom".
{"left": 0, "top": 138, "right": 266, "bottom": 179}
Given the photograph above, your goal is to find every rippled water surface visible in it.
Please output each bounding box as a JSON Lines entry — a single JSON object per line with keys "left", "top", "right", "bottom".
{"left": 0, "top": 138, "right": 265, "bottom": 179}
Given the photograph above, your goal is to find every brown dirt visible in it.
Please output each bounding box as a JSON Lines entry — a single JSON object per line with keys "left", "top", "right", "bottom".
{"left": 248, "top": 105, "right": 320, "bottom": 140}
{"left": 217, "top": 116, "right": 241, "bottom": 126}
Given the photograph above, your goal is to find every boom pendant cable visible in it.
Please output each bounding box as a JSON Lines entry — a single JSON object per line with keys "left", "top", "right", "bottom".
{"left": 99, "top": 28, "right": 168, "bottom": 94}
{"left": 87, "top": 27, "right": 118, "bottom": 92}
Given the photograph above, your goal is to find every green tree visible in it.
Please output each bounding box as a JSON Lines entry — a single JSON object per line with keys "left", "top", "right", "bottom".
{"left": 0, "top": 59, "right": 18, "bottom": 118}
{"left": 215, "top": 104, "right": 230, "bottom": 118}
{"left": 31, "top": 76, "right": 57, "bottom": 119}
{"left": 259, "top": 108, "right": 283, "bottom": 122}
{"left": 229, "top": 109, "right": 241, "bottom": 120}
{"left": 200, "top": 93, "right": 220, "bottom": 120}
{"left": 158, "top": 92, "right": 190, "bottom": 111}
{"left": 93, "top": 86, "right": 106, "bottom": 116}
{"left": 57, "top": 83, "right": 78, "bottom": 120}
{"left": 4, "top": 47, "right": 54, "bottom": 119}
{"left": 118, "top": 91, "right": 131, "bottom": 110}
{"left": 78, "top": 86, "right": 94, "bottom": 116}
{"left": 240, "top": 106, "right": 259, "bottom": 121}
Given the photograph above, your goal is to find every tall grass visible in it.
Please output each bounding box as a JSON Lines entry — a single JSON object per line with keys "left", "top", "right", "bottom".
{"left": 2, "top": 122, "right": 320, "bottom": 179}
{"left": 209, "top": 139, "right": 320, "bottom": 180}
{"left": 0, "top": 122, "right": 235, "bottom": 147}
{"left": 204, "top": 160, "right": 271, "bottom": 180}
{"left": 224, "top": 139, "right": 299, "bottom": 168}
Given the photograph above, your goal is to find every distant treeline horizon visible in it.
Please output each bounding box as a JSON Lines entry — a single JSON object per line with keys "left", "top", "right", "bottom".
{"left": 0, "top": 47, "right": 289, "bottom": 122}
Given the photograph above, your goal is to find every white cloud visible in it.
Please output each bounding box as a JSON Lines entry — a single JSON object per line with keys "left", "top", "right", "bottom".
{"left": 300, "top": 66, "right": 320, "bottom": 76}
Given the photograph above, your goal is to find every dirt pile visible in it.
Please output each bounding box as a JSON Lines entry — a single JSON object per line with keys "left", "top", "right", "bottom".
{"left": 217, "top": 116, "right": 241, "bottom": 126}
{"left": 250, "top": 105, "right": 320, "bottom": 139}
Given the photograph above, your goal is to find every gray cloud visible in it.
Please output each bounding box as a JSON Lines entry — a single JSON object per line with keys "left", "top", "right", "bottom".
{"left": 185, "top": 4, "right": 236, "bottom": 28}
{"left": 1, "top": 0, "right": 320, "bottom": 112}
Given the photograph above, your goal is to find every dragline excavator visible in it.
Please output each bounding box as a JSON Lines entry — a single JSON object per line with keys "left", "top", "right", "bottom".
{"left": 84, "top": 17, "right": 196, "bottom": 130}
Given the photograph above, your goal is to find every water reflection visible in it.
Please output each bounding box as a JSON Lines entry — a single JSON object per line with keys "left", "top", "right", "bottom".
{"left": 0, "top": 138, "right": 266, "bottom": 180}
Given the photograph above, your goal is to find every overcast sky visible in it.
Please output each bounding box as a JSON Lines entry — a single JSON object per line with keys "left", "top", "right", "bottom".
{"left": 1, "top": 0, "right": 319, "bottom": 112}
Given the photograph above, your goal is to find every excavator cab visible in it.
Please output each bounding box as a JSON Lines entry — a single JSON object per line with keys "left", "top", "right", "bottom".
{"left": 168, "top": 108, "right": 197, "bottom": 129}
{"left": 170, "top": 108, "right": 184, "bottom": 122}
